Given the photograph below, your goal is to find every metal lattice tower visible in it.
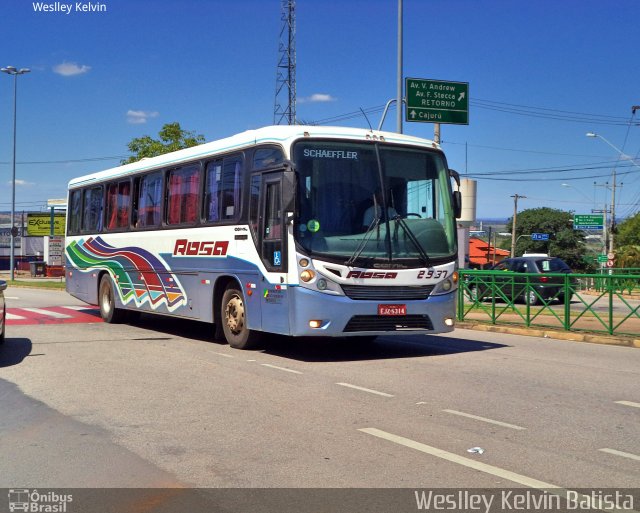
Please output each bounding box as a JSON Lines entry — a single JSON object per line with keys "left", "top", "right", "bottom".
{"left": 273, "top": 0, "right": 296, "bottom": 125}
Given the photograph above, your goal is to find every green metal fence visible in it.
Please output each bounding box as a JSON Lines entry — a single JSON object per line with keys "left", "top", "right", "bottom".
{"left": 457, "top": 269, "right": 640, "bottom": 337}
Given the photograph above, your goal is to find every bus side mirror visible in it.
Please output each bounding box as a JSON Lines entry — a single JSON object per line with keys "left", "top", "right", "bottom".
{"left": 449, "top": 169, "right": 462, "bottom": 218}
{"left": 282, "top": 169, "right": 296, "bottom": 213}
{"left": 453, "top": 190, "right": 462, "bottom": 219}
{"left": 449, "top": 168, "right": 461, "bottom": 188}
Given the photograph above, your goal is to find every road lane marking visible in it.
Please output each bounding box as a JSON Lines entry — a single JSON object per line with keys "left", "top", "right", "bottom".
{"left": 443, "top": 409, "right": 526, "bottom": 430}
{"left": 260, "top": 363, "right": 303, "bottom": 375}
{"left": 599, "top": 448, "right": 640, "bottom": 462}
{"left": 212, "top": 352, "right": 234, "bottom": 358}
{"left": 61, "top": 305, "right": 95, "bottom": 311}
{"left": 6, "top": 312, "right": 26, "bottom": 320}
{"left": 359, "top": 427, "right": 558, "bottom": 489}
{"left": 336, "top": 383, "right": 394, "bottom": 398}
{"left": 21, "top": 307, "right": 72, "bottom": 319}
{"left": 615, "top": 400, "right": 640, "bottom": 409}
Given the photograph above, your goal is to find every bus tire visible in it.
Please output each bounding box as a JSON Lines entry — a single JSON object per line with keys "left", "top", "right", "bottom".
{"left": 99, "top": 274, "right": 127, "bottom": 324}
{"left": 221, "top": 286, "right": 261, "bottom": 350}
{"left": 0, "top": 308, "right": 5, "bottom": 344}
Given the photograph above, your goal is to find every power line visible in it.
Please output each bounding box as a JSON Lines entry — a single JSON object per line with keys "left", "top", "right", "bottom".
{"left": 467, "top": 160, "right": 638, "bottom": 176}
{"left": 308, "top": 97, "right": 640, "bottom": 128}
{"left": 471, "top": 98, "right": 629, "bottom": 121}
{"left": 0, "top": 156, "right": 127, "bottom": 165}
{"left": 441, "top": 140, "right": 612, "bottom": 159}
{"left": 471, "top": 98, "right": 636, "bottom": 126}
{"left": 466, "top": 168, "right": 639, "bottom": 182}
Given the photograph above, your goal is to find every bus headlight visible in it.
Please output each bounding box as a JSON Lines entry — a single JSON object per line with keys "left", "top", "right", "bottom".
{"left": 316, "top": 278, "right": 328, "bottom": 290}
{"left": 432, "top": 276, "right": 458, "bottom": 295}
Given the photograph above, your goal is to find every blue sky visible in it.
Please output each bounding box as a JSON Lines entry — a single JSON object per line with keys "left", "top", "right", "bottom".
{"left": 1, "top": 0, "right": 639, "bottom": 219}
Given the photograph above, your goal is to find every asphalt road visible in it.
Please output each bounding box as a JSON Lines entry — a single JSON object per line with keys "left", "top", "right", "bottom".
{"left": 1, "top": 288, "right": 639, "bottom": 494}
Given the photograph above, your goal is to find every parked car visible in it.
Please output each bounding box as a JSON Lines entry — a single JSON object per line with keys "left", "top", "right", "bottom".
{"left": 0, "top": 280, "right": 6, "bottom": 343}
{"left": 469, "top": 256, "right": 573, "bottom": 305}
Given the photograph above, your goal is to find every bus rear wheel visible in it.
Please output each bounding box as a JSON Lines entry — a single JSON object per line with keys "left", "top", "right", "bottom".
{"left": 99, "top": 274, "right": 127, "bottom": 323}
{"left": 221, "top": 286, "right": 261, "bottom": 350}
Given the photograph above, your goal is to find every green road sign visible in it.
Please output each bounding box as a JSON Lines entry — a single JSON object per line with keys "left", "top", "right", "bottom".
{"left": 597, "top": 255, "right": 608, "bottom": 263}
{"left": 573, "top": 214, "right": 604, "bottom": 230}
{"left": 405, "top": 78, "right": 469, "bottom": 125}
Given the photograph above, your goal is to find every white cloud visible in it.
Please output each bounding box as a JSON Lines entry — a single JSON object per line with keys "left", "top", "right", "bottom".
{"left": 53, "top": 62, "right": 92, "bottom": 76}
{"left": 126, "top": 110, "right": 160, "bottom": 124}
{"left": 11, "top": 179, "right": 34, "bottom": 186}
{"left": 299, "top": 93, "right": 337, "bottom": 104}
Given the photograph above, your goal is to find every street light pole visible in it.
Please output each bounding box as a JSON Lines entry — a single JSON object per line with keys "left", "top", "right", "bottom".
{"left": 510, "top": 194, "right": 526, "bottom": 258}
{"left": 1, "top": 65, "right": 31, "bottom": 281}
{"left": 585, "top": 131, "right": 628, "bottom": 255}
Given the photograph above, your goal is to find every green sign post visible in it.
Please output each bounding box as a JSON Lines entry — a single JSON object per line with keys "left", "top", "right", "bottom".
{"left": 573, "top": 214, "right": 604, "bottom": 230}
{"left": 405, "top": 78, "right": 469, "bottom": 125}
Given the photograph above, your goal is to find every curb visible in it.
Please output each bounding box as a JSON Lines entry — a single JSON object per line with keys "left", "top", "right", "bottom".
{"left": 456, "top": 321, "right": 640, "bottom": 349}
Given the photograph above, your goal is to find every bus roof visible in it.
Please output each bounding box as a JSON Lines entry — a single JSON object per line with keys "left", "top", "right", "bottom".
{"left": 68, "top": 125, "right": 442, "bottom": 189}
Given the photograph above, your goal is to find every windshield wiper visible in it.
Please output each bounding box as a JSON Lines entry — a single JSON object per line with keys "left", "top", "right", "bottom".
{"left": 393, "top": 215, "right": 432, "bottom": 268}
{"left": 346, "top": 216, "right": 381, "bottom": 266}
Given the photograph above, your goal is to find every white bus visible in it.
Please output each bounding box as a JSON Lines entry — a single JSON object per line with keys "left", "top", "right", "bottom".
{"left": 65, "top": 125, "right": 461, "bottom": 349}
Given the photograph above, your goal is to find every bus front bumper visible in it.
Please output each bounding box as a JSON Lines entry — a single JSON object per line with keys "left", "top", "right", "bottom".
{"left": 287, "top": 286, "right": 456, "bottom": 337}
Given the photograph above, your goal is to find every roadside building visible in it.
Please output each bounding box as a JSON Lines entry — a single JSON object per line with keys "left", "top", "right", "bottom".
{"left": 468, "top": 237, "right": 510, "bottom": 269}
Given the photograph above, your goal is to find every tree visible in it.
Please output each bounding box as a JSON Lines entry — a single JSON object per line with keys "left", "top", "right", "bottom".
{"left": 616, "top": 245, "right": 640, "bottom": 268}
{"left": 616, "top": 212, "right": 640, "bottom": 247}
{"left": 506, "top": 207, "right": 589, "bottom": 270}
{"left": 121, "top": 122, "right": 205, "bottom": 164}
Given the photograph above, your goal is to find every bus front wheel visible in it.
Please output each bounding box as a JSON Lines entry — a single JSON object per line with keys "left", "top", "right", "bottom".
{"left": 99, "top": 274, "right": 127, "bottom": 323}
{"left": 221, "top": 286, "right": 261, "bottom": 350}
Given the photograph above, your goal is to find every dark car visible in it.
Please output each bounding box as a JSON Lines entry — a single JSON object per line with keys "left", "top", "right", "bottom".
{"left": 469, "top": 256, "right": 573, "bottom": 305}
{"left": 0, "top": 280, "right": 6, "bottom": 343}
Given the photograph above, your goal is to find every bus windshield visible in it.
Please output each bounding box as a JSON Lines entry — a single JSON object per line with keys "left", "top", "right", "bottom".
{"left": 293, "top": 141, "right": 457, "bottom": 267}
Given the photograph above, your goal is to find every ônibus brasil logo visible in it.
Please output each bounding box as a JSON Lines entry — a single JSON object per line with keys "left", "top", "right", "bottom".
{"left": 8, "top": 489, "right": 73, "bottom": 512}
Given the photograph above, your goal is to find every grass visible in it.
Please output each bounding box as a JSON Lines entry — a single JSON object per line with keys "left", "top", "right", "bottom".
{"left": 1, "top": 274, "right": 66, "bottom": 290}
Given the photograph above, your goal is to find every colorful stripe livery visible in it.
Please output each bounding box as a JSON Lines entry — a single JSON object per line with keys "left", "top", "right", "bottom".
{"left": 66, "top": 237, "right": 187, "bottom": 311}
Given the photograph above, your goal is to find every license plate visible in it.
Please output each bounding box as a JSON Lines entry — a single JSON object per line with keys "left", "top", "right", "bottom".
{"left": 378, "top": 304, "right": 407, "bottom": 316}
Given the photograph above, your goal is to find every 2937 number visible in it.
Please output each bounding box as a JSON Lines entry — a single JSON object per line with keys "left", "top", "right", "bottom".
{"left": 416, "top": 270, "right": 448, "bottom": 280}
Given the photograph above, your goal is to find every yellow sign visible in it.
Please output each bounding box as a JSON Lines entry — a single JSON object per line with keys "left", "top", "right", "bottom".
{"left": 26, "top": 213, "right": 66, "bottom": 236}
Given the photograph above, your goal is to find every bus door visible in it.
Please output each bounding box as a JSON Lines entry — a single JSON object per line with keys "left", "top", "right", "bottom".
{"left": 258, "top": 170, "right": 294, "bottom": 334}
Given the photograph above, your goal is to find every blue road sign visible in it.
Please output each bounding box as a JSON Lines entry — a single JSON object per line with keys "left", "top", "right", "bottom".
{"left": 531, "top": 233, "right": 549, "bottom": 241}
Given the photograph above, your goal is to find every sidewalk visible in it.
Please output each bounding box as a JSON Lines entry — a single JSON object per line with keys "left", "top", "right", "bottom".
{"left": 457, "top": 320, "right": 640, "bottom": 349}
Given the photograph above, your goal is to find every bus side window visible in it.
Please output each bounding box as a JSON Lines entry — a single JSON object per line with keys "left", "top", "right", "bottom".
{"left": 167, "top": 165, "right": 200, "bottom": 225}
{"left": 221, "top": 156, "right": 242, "bottom": 220}
{"left": 249, "top": 174, "right": 261, "bottom": 237}
{"left": 264, "top": 182, "right": 282, "bottom": 239}
{"left": 204, "top": 161, "right": 221, "bottom": 222}
{"left": 106, "top": 180, "right": 131, "bottom": 230}
{"left": 134, "top": 171, "right": 162, "bottom": 228}
{"left": 204, "top": 154, "right": 243, "bottom": 222}
{"left": 68, "top": 189, "right": 82, "bottom": 235}
{"left": 253, "top": 147, "right": 284, "bottom": 169}
{"left": 82, "top": 186, "right": 104, "bottom": 233}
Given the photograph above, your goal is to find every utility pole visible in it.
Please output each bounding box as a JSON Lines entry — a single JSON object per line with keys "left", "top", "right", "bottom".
{"left": 396, "top": 0, "right": 403, "bottom": 133}
{"left": 510, "top": 194, "right": 526, "bottom": 257}
{"left": 274, "top": 0, "right": 296, "bottom": 125}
